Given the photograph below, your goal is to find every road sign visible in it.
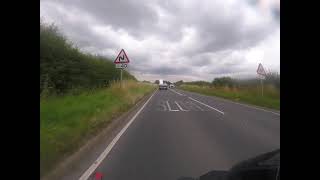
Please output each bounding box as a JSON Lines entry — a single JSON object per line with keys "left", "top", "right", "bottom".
{"left": 114, "top": 49, "right": 130, "bottom": 88}
{"left": 114, "top": 49, "right": 130, "bottom": 64}
{"left": 257, "top": 63, "right": 266, "bottom": 76}
{"left": 256, "top": 63, "right": 266, "bottom": 96}
{"left": 116, "top": 63, "right": 128, "bottom": 69}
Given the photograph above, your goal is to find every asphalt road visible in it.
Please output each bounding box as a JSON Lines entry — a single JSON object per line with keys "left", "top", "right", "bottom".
{"left": 84, "top": 88, "right": 280, "bottom": 180}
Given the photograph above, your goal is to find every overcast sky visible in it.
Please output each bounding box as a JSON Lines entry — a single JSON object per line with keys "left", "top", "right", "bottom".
{"left": 40, "top": 0, "right": 280, "bottom": 82}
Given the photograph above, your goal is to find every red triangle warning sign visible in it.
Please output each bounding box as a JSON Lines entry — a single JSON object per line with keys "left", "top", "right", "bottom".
{"left": 257, "top": 63, "right": 266, "bottom": 76}
{"left": 114, "top": 49, "right": 130, "bottom": 64}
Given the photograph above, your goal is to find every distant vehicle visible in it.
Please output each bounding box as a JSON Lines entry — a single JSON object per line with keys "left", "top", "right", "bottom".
{"left": 159, "top": 79, "right": 168, "bottom": 90}
{"left": 169, "top": 84, "right": 174, "bottom": 88}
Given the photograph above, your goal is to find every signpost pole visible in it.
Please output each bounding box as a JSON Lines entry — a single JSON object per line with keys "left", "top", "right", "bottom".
{"left": 260, "top": 76, "right": 264, "bottom": 96}
{"left": 257, "top": 63, "right": 266, "bottom": 97}
{"left": 120, "top": 68, "right": 123, "bottom": 88}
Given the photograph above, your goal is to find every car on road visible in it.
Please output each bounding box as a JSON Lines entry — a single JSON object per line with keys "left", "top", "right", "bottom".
{"left": 169, "top": 84, "right": 174, "bottom": 88}
{"left": 159, "top": 79, "right": 168, "bottom": 90}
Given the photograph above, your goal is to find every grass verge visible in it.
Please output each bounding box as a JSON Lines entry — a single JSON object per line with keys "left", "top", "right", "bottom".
{"left": 179, "top": 84, "right": 279, "bottom": 110}
{"left": 40, "top": 80, "right": 156, "bottom": 177}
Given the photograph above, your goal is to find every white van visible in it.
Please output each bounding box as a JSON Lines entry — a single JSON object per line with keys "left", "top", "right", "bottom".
{"left": 159, "top": 79, "right": 168, "bottom": 90}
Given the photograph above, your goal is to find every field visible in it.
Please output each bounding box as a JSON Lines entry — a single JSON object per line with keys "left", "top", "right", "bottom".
{"left": 179, "top": 84, "right": 279, "bottom": 110}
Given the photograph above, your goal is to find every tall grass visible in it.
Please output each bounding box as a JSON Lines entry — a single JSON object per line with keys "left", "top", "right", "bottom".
{"left": 179, "top": 84, "right": 279, "bottom": 110}
{"left": 40, "top": 80, "right": 156, "bottom": 177}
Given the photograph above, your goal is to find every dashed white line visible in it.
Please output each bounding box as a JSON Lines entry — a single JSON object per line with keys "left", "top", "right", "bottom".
{"left": 174, "top": 101, "right": 189, "bottom": 111}
{"left": 169, "top": 88, "right": 184, "bottom": 96}
{"left": 79, "top": 91, "right": 157, "bottom": 180}
{"left": 166, "top": 101, "right": 179, "bottom": 111}
{"left": 188, "top": 97, "right": 224, "bottom": 115}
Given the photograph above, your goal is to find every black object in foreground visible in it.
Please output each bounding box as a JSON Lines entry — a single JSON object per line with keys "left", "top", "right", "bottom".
{"left": 178, "top": 149, "right": 280, "bottom": 180}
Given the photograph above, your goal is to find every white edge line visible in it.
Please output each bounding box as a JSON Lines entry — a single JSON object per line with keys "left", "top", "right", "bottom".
{"left": 79, "top": 90, "right": 157, "bottom": 180}
{"left": 174, "top": 101, "right": 188, "bottom": 111}
{"left": 182, "top": 90, "right": 280, "bottom": 116}
{"left": 230, "top": 101, "right": 280, "bottom": 116}
{"left": 169, "top": 88, "right": 184, "bottom": 96}
{"left": 188, "top": 97, "right": 224, "bottom": 115}
{"left": 189, "top": 101, "right": 204, "bottom": 111}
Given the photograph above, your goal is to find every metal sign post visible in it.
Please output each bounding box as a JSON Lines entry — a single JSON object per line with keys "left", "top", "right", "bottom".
{"left": 257, "top": 63, "right": 266, "bottom": 97}
{"left": 114, "top": 49, "right": 130, "bottom": 88}
{"left": 260, "top": 75, "right": 264, "bottom": 96}
{"left": 120, "top": 68, "right": 123, "bottom": 88}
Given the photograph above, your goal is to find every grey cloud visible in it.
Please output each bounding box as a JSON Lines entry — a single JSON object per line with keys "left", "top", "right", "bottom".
{"left": 49, "top": 0, "right": 159, "bottom": 40}
{"left": 151, "top": 66, "right": 191, "bottom": 75}
{"left": 271, "top": 8, "right": 280, "bottom": 21}
{"left": 131, "top": 64, "right": 192, "bottom": 76}
{"left": 40, "top": 0, "right": 279, "bottom": 81}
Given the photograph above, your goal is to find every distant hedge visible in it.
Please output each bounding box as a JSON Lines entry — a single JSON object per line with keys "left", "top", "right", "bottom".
{"left": 40, "top": 21, "right": 136, "bottom": 95}
{"left": 176, "top": 72, "right": 280, "bottom": 90}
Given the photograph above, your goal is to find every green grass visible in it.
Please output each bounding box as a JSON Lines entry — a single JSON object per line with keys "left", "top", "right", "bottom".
{"left": 179, "top": 84, "right": 280, "bottom": 110}
{"left": 40, "top": 80, "right": 156, "bottom": 177}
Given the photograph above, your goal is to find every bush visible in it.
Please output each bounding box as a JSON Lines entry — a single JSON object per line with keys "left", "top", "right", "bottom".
{"left": 212, "top": 77, "right": 235, "bottom": 87}
{"left": 40, "top": 21, "right": 136, "bottom": 95}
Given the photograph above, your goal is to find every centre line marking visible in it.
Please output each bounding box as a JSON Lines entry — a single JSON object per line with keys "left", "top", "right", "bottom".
{"left": 175, "top": 101, "right": 189, "bottom": 111}
{"left": 188, "top": 97, "right": 224, "bottom": 115}
{"left": 166, "top": 101, "right": 179, "bottom": 111}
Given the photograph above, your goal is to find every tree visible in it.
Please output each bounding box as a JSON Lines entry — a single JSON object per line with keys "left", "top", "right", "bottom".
{"left": 40, "top": 21, "right": 137, "bottom": 95}
{"left": 174, "top": 80, "right": 184, "bottom": 86}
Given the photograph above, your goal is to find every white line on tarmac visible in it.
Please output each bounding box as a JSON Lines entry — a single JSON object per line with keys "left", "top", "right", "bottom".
{"left": 174, "top": 101, "right": 189, "bottom": 111}
{"left": 188, "top": 97, "right": 224, "bottom": 115}
{"left": 166, "top": 101, "right": 179, "bottom": 111}
{"left": 183, "top": 90, "right": 279, "bottom": 116}
{"left": 189, "top": 101, "right": 204, "bottom": 111}
{"left": 79, "top": 91, "right": 157, "bottom": 180}
{"left": 169, "top": 88, "right": 184, "bottom": 96}
{"left": 228, "top": 101, "right": 280, "bottom": 116}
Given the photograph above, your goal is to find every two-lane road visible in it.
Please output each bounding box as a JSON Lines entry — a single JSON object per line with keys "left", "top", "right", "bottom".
{"left": 82, "top": 88, "right": 280, "bottom": 180}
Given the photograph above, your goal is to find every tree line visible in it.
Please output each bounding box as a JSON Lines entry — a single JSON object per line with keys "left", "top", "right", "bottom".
{"left": 40, "top": 21, "right": 136, "bottom": 96}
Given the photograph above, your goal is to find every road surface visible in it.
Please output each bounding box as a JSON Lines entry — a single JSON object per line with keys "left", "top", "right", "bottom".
{"left": 82, "top": 88, "right": 280, "bottom": 180}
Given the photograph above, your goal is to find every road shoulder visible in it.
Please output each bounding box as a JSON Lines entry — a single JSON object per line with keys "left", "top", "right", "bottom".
{"left": 41, "top": 89, "right": 157, "bottom": 180}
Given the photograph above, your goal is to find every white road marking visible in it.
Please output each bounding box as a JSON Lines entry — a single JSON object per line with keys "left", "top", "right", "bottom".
{"left": 188, "top": 97, "right": 224, "bottom": 115}
{"left": 183, "top": 90, "right": 280, "bottom": 116}
{"left": 79, "top": 91, "right": 157, "bottom": 180}
{"left": 169, "top": 88, "right": 184, "bottom": 96}
{"left": 189, "top": 101, "right": 204, "bottom": 111}
{"left": 228, "top": 101, "right": 280, "bottom": 116}
{"left": 166, "top": 101, "right": 179, "bottom": 111}
{"left": 174, "top": 101, "right": 189, "bottom": 111}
